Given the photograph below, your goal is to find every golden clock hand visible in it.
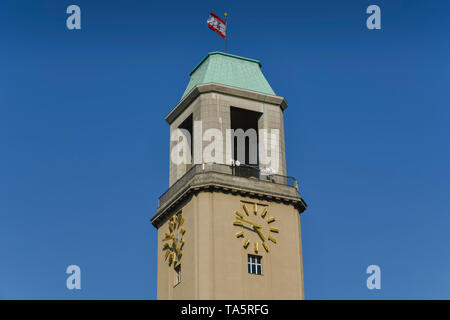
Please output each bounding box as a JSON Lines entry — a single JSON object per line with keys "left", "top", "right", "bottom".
{"left": 235, "top": 217, "right": 261, "bottom": 229}
{"left": 172, "top": 239, "right": 179, "bottom": 252}
{"left": 254, "top": 226, "right": 266, "bottom": 241}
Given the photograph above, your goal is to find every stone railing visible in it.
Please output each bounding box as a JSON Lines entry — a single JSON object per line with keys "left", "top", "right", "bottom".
{"left": 158, "top": 163, "right": 298, "bottom": 208}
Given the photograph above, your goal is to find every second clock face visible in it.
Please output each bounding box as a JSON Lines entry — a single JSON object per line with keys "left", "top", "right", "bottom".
{"left": 232, "top": 203, "right": 279, "bottom": 254}
{"left": 162, "top": 210, "right": 185, "bottom": 266}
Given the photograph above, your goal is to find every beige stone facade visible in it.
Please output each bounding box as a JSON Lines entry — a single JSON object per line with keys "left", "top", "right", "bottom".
{"left": 156, "top": 191, "right": 304, "bottom": 300}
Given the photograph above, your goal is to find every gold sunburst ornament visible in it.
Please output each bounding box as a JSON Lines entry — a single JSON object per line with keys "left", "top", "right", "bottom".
{"left": 232, "top": 203, "right": 278, "bottom": 253}
{"left": 162, "top": 210, "right": 186, "bottom": 266}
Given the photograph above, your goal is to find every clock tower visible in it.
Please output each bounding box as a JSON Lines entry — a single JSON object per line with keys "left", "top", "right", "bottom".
{"left": 151, "top": 52, "right": 307, "bottom": 299}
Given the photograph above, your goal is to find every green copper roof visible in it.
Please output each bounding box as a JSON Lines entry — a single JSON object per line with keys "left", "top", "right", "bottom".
{"left": 181, "top": 52, "right": 276, "bottom": 99}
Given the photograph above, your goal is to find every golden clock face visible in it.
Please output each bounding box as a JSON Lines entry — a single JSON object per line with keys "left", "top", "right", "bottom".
{"left": 232, "top": 203, "right": 278, "bottom": 253}
{"left": 162, "top": 210, "right": 185, "bottom": 266}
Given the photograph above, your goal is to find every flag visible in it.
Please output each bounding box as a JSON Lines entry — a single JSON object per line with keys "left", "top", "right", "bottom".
{"left": 207, "top": 12, "right": 226, "bottom": 39}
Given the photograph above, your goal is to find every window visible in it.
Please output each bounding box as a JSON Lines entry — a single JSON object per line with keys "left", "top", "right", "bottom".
{"left": 178, "top": 114, "right": 193, "bottom": 164}
{"left": 174, "top": 265, "right": 181, "bottom": 286}
{"left": 248, "top": 255, "right": 262, "bottom": 275}
{"left": 230, "top": 107, "right": 262, "bottom": 167}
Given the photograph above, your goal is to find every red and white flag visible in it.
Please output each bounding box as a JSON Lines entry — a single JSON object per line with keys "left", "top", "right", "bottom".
{"left": 207, "top": 12, "right": 226, "bottom": 39}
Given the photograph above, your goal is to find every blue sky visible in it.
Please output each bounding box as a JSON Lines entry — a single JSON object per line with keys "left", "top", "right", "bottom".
{"left": 1, "top": 0, "right": 449, "bottom": 299}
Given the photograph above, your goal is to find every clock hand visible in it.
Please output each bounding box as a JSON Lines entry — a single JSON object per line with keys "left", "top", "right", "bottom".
{"left": 254, "top": 226, "right": 266, "bottom": 241}
{"left": 235, "top": 217, "right": 261, "bottom": 229}
{"left": 172, "top": 239, "right": 179, "bottom": 252}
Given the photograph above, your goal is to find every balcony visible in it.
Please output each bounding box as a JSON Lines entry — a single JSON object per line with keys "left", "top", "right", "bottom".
{"left": 152, "top": 163, "right": 305, "bottom": 226}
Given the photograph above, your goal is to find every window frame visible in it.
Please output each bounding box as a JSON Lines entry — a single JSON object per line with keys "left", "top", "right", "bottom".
{"left": 173, "top": 264, "right": 181, "bottom": 287}
{"left": 247, "top": 254, "right": 262, "bottom": 275}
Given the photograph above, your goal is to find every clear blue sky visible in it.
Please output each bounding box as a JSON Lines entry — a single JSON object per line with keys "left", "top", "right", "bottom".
{"left": 1, "top": 0, "right": 449, "bottom": 299}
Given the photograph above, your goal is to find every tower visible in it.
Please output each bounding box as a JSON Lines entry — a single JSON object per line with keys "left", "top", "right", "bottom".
{"left": 151, "top": 52, "right": 307, "bottom": 299}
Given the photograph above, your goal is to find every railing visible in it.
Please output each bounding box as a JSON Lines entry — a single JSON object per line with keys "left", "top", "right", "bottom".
{"left": 158, "top": 163, "right": 298, "bottom": 206}
{"left": 232, "top": 164, "right": 260, "bottom": 179}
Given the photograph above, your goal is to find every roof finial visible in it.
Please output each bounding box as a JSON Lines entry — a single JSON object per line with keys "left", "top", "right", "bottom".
{"left": 224, "top": 13, "right": 228, "bottom": 53}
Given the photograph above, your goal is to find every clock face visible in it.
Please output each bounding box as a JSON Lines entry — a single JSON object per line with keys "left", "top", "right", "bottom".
{"left": 232, "top": 203, "right": 279, "bottom": 253}
{"left": 162, "top": 210, "right": 185, "bottom": 266}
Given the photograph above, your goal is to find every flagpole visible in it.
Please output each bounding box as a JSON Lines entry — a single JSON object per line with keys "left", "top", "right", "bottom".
{"left": 224, "top": 12, "right": 228, "bottom": 53}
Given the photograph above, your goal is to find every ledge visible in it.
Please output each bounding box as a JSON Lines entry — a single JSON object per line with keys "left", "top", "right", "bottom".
{"left": 151, "top": 165, "right": 307, "bottom": 228}
{"left": 166, "top": 83, "right": 288, "bottom": 125}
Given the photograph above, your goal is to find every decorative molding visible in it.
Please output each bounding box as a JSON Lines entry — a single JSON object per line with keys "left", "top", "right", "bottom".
{"left": 165, "top": 83, "right": 288, "bottom": 125}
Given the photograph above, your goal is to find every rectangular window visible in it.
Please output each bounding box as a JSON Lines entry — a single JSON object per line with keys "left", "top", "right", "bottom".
{"left": 248, "top": 255, "right": 262, "bottom": 275}
{"left": 178, "top": 114, "right": 193, "bottom": 165}
{"left": 230, "top": 106, "right": 262, "bottom": 168}
{"left": 174, "top": 265, "right": 181, "bottom": 286}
